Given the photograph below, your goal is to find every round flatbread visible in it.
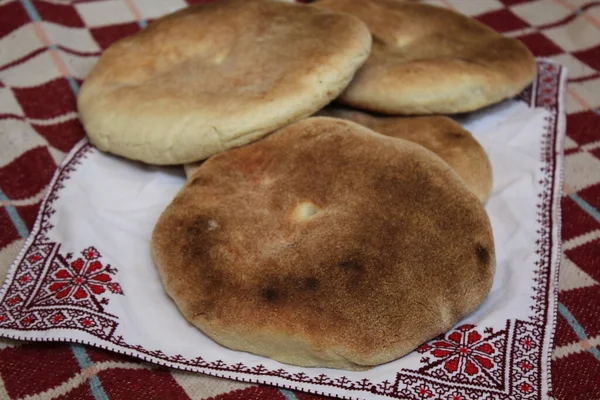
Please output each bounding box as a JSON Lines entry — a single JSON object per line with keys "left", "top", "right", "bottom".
{"left": 183, "top": 161, "right": 203, "bottom": 179}
{"left": 77, "top": 0, "right": 371, "bottom": 165}
{"left": 313, "top": 0, "right": 536, "bottom": 115}
{"left": 318, "top": 107, "right": 493, "bottom": 202}
{"left": 152, "top": 117, "right": 496, "bottom": 370}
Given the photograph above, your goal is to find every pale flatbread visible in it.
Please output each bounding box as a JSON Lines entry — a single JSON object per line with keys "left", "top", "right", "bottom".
{"left": 78, "top": 0, "right": 371, "bottom": 164}
{"left": 314, "top": 0, "right": 536, "bottom": 114}
{"left": 152, "top": 117, "right": 495, "bottom": 370}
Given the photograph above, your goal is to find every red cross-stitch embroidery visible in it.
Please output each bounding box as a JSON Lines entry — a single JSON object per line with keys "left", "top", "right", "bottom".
{"left": 417, "top": 324, "right": 495, "bottom": 377}
{"left": 0, "top": 60, "right": 563, "bottom": 400}
{"left": 47, "top": 247, "right": 122, "bottom": 301}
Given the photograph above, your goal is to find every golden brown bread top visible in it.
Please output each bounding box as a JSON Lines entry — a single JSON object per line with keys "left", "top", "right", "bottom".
{"left": 314, "top": 0, "right": 537, "bottom": 114}
{"left": 77, "top": 0, "right": 372, "bottom": 164}
{"left": 152, "top": 117, "right": 496, "bottom": 369}
{"left": 317, "top": 107, "right": 493, "bottom": 202}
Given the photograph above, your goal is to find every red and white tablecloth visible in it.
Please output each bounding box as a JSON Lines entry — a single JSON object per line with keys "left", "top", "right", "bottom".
{"left": 0, "top": 0, "right": 599, "bottom": 399}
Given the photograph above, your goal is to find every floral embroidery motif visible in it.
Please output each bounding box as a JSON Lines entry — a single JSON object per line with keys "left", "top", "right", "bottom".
{"left": 418, "top": 324, "right": 495, "bottom": 376}
{"left": 517, "top": 360, "right": 534, "bottom": 371}
{"left": 47, "top": 247, "right": 123, "bottom": 301}
{"left": 446, "top": 392, "right": 465, "bottom": 400}
{"left": 415, "top": 385, "right": 433, "bottom": 398}
{"left": 0, "top": 240, "right": 124, "bottom": 340}
{"left": 0, "top": 60, "right": 562, "bottom": 400}
{"left": 414, "top": 322, "right": 510, "bottom": 391}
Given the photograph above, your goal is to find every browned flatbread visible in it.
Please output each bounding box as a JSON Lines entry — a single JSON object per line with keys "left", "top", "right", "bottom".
{"left": 77, "top": 0, "right": 371, "bottom": 165}
{"left": 152, "top": 117, "right": 495, "bottom": 370}
{"left": 318, "top": 107, "right": 493, "bottom": 202}
{"left": 313, "top": 0, "right": 537, "bottom": 115}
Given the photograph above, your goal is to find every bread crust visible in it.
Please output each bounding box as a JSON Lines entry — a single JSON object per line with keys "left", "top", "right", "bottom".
{"left": 152, "top": 117, "right": 496, "bottom": 369}
{"left": 314, "top": 0, "right": 537, "bottom": 114}
{"left": 318, "top": 107, "right": 493, "bottom": 202}
{"left": 77, "top": 0, "right": 372, "bottom": 164}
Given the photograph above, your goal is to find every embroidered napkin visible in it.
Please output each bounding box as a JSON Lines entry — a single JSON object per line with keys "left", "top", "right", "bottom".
{"left": 0, "top": 61, "right": 565, "bottom": 400}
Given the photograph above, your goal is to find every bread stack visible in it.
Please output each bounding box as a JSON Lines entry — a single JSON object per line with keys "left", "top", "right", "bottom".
{"left": 77, "top": 0, "right": 536, "bottom": 370}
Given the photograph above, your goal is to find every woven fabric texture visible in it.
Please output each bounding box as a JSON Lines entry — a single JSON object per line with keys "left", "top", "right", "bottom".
{"left": 0, "top": 0, "right": 598, "bottom": 399}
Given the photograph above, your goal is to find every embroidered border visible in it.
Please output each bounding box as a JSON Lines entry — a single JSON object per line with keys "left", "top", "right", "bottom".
{"left": 0, "top": 61, "right": 563, "bottom": 400}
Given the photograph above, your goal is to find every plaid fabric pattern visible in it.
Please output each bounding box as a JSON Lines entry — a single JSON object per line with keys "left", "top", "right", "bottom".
{"left": 0, "top": 0, "right": 598, "bottom": 399}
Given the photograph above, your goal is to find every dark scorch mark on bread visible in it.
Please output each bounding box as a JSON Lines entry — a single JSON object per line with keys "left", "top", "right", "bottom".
{"left": 303, "top": 277, "right": 319, "bottom": 290}
{"left": 260, "top": 275, "right": 320, "bottom": 304}
{"left": 262, "top": 286, "right": 279, "bottom": 303}
{"left": 449, "top": 130, "right": 465, "bottom": 139}
{"left": 338, "top": 259, "right": 363, "bottom": 271}
{"left": 476, "top": 244, "right": 490, "bottom": 266}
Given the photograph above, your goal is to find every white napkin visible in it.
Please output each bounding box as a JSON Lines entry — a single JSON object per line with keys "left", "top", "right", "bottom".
{"left": 0, "top": 61, "right": 566, "bottom": 400}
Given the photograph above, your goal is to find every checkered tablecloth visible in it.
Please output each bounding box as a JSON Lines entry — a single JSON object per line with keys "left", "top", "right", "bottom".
{"left": 0, "top": 0, "right": 598, "bottom": 399}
